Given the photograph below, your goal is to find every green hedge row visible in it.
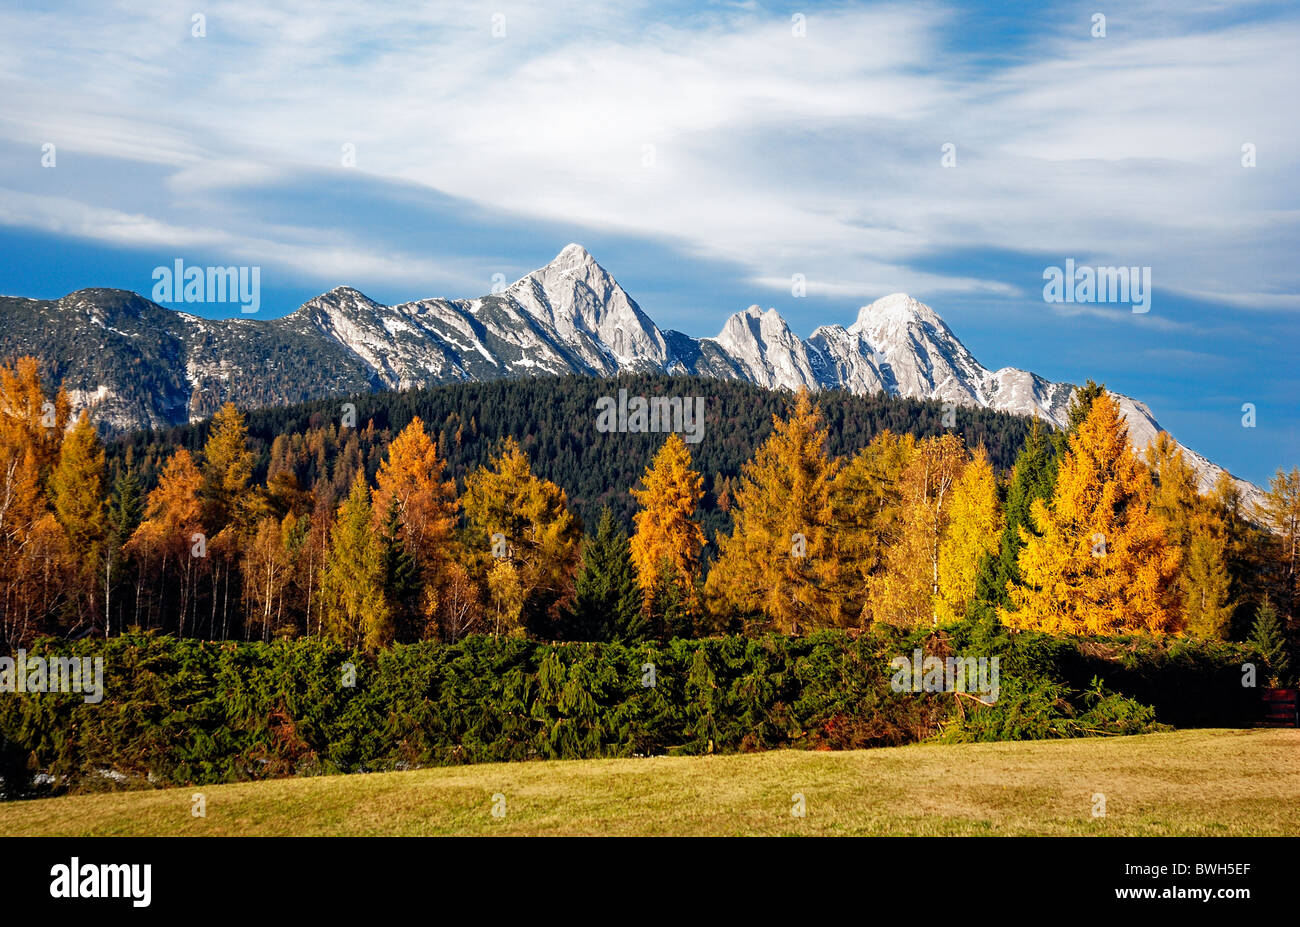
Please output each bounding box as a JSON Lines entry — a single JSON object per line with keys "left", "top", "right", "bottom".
{"left": 0, "top": 624, "right": 1263, "bottom": 797}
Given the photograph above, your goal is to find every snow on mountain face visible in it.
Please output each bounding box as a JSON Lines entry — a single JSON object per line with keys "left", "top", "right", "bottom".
{"left": 702, "top": 290, "right": 1260, "bottom": 509}
{"left": 504, "top": 243, "right": 669, "bottom": 373}
{"left": 293, "top": 245, "right": 676, "bottom": 388}
{"left": 710, "top": 306, "right": 822, "bottom": 390}
{"left": 10, "top": 246, "right": 1260, "bottom": 506}
{"left": 848, "top": 293, "right": 989, "bottom": 409}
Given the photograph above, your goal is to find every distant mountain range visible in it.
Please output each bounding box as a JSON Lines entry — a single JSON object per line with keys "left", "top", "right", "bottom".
{"left": 0, "top": 243, "right": 1260, "bottom": 505}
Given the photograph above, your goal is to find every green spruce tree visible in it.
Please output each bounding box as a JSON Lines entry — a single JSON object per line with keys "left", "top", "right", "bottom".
{"left": 971, "top": 419, "right": 1057, "bottom": 620}
{"left": 104, "top": 466, "right": 143, "bottom": 636}
{"left": 380, "top": 497, "right": 423, "bottom": 642}
{"left": 565, "top": 507, "right": 645, "bottom": 642}
{"left": 1248, "top": 597, "right": 1292, "bottom": 685}
{"left": 647, "top": 560, "right": 693, "bottom": 642}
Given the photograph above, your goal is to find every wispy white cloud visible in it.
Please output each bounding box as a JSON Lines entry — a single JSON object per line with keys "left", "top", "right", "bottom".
{"left": 0, "top": 187, "right": 481, "bottom": 293}
{"left": 0, "top": 0, "right": 1294, "bottom": 315}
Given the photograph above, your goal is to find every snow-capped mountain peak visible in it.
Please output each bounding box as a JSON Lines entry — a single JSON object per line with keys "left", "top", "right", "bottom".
{"left": 850, "top": 292, "right": 945, "bottom": 331}
{"left": 503, "top": 244, "right": 669, "bottom": 371}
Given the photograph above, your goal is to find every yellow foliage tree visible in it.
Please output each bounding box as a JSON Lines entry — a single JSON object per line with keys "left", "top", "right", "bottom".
{"left": 486, "top": 559, "right": 525, "bottom": 638}
{"left": 826, "top": 430, "right": 919, "bottom": 625}
{"left": 127, "top": 448, "right": 205, "bottom": 634}
{"left": 0, "top": 358, "right": 71, "bottom": 646}
{"left": 866, "top": 433, "right": 967, "bottom": 628}
{"left": 704, "top": 389, "right": 843, "bottom": 633}
{"left": 629, "top": 433, "right": 706, "bottom": 606}
{"left": 243, "top": 513, "right": 297, "bottom": 642}
{"left": 1003, "top": 392, "right": 1180, "bottom": 634}
{"left": 50, "top": 412, "right": 106, "bottom": 547}
{"left": 461, "top": 437, "right": 581, "bottom": 633}
{"left": 320, "top": 471, "right": 392, "bottom": 650}
{"left": 935, "top": 447, "right": 1002, "bottom": 624}
{"left": 0, "top": 356, "right": 69, "bottom": 480}
{"left": 1258, "top": 465, "right": 1300, "bottom": 620}
{"left": 1147, "top": 431, "right": 1233, "bottom": 638}
{"left": 200, "top": 402, "right": 259, "bottom": 533}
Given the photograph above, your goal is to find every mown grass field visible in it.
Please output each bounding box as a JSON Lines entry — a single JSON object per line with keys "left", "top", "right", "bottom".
{"left": 1, "top": 729, "right": 1295, "bottom": 836}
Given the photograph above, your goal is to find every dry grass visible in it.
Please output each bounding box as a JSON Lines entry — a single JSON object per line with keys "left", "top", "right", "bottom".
{"left": 0, "top": 729, "right": 1295, "bottom": 836}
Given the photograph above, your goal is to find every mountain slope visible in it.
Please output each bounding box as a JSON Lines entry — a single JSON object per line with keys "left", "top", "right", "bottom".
{"left": 0, "top": 245, "right": 1260, "bottom": 504}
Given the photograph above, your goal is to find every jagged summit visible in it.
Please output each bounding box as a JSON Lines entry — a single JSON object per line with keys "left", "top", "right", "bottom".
{"left": 717, "top": 305, "right": 789, "bottom": 339}
{"left": 0, "top": 246, "right": 1260, "bottom": 506}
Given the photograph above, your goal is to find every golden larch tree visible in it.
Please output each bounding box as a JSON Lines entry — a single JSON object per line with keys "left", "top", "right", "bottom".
{"left": 0, "top": 357, "right": 72, "bottom": 646}
{"left": 461, "top": 437, "right": 581, "bottom": 633}
{"left": 825, "top": 430, "right": 919, "bottom": 626}
{"left": 49, "top": 411, "right": 108, "bottom": 631}
{"left": 0, "top": 356, "right": 69, "bottom": 480}
{"left": 935, "top": 446, "right": 1002, "bottom": 624}
{"left": 1003, "top": 391, "right": 1180, "bottom": 634}
{"left": 1258, "top": 466, "right": 1300, "bottom": 620}
{"left": 1147, "top": 431, "right": 1234, "bottom": 638}
{"left": 704, "top": 389, "right": 843, "bottom": 634}
{"left": 200, "top": 402, "right": 259, "bottom": 533}
{"left": 50, "top": 411, "right": 107, "bottom": 547}
{"left": 865, "top": 433, "right": 967, "bottom": 628}
{"left": 320, "top": 471, "right": 392, "bottom": 650}
{"left": 629, "top": 433, "right": 706, "bottom": 605}
{"left": 371, "top": 417, "right": 459, "bottom": 583}
{"left": 127, "top": 448, "right": 205, "bottom": 633}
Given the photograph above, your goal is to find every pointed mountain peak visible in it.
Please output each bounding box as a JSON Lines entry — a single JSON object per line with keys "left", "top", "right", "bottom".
{"left": 556, "top": 242, "right": 594, "bottom": 262}
{"left": 541, "top": 243, "right": 606, "bottom": 278}
{"left": 513, "top": 243, "right": 613, "bottom": 293}
{"left": 851, "top": 293, "right": 944, "bottom": 331}
{"left": 498, "top": 244, "right": 668, "bottom": 369}
{"left": 300, "top": 286, "right": 386, "bottom": 321}
{"left": 510, "top": 242, "right": 615, "bottom": 296}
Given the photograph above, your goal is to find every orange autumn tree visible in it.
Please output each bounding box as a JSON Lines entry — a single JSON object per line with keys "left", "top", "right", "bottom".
{"left": 0, "top": 356, "right": 69, "bottom": 480}
{"left": 1146, "top": 431, "right": 1233, "bottom": 638}
{"left": 201, "top": 403, "right": 263, "bottom": 639}
{"left": 1003, "top": 391, "right": 1179, "bottom": 634}
{"left": 705, "top": 389, "right": 843, "bottom": 633}
{"left": 371, "top": 417, "right": 459, "bottom": 597}
{"left": 1258, "top": 465, "right": 1300, "bottom": 621}
{"left": 49, "top": 411, "right": 108, "bottom": 632}
{"left": 127, "top": 448, "right": 205, "bottom": 633}
{"left": 0, "top": 357, "right": 72, "bottom": 647}
{"left": 629, "top": 433, "right": 706, "bottom": 606}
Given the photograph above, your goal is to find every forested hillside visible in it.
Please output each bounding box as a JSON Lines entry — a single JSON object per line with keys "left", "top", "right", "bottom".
{"left": 108, "top": 373, "right": 1034, "bottom": 536}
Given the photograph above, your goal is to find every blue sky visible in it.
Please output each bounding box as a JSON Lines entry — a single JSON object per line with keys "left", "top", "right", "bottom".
{"left": 0, "top": 0, "right": 1296, "bottom": 485}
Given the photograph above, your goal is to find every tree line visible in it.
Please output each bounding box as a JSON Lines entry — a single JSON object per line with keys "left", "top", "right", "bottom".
{"left": 109, "top": 373, "right": 1036, "bottom": 538}
{"left": 0, "top": 357, "right": 1295, "bottom": 684}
